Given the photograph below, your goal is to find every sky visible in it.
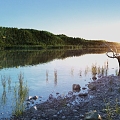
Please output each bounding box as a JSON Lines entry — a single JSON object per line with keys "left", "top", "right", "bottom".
{"left": 0, "top": 0, "right": 120, "bottom": 42}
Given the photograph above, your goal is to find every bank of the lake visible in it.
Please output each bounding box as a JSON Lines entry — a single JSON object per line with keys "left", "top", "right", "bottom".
{"left": 12, "top": 75, "right": 120, "bottom": 120}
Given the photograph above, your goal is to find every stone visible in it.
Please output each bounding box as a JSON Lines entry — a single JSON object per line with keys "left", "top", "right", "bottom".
{"left": 49, "top": 94, "right": 54, "bottom": 100}
{"left": 62, "top": 116, "right": 66, "bottom": 119}
{"left": 67, "top": 103, "right": 71, "bottom": 107}
{"left": 72, "top": 84, "right": 81, "bottom": 92}
{"left": 68, "top": 91, "right": 73, "bottom": 95}
{"left": 26, "top": 101, "right": 30, "bottom": 105}
{"left": 32, "top": 96, "right": 38, "bottom": 100}
{"left": 84, "top": 110, "right": 102, "bottom": 120}
{"left": 78, "top": 93, "right": 88, "bottom": 97}
{"left": 30, "top": 105, "right": 37, "bottom": 112}
{"left": 92, "top": 76, "right": 97, "bottom": 80}
{"left": 47, "top": 109, "right": 57, "bottom": 115}
{"left": 53, "top": 114, "right": 57, "bottom": 118}
{"left": 82, "top": 87, "right": 87, "bottom": 90}
{"left": 73, "top": 109, "right": 77, "bottom": 112}
{"left": 27, "top": 96, "right": 33, "bottom": 101}
{"left": 88, "top": 83, "right": 96, "bottom": 90}
{"left": 56, "top": 92, "right": 60, "bottom": 95}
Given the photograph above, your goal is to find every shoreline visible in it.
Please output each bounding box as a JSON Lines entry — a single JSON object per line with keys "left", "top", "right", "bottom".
{"left": 12, "top": 75, "right": 120, "bottom": 120}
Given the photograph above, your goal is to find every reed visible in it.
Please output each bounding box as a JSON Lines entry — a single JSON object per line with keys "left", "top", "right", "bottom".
{"left": 12, "top": 73, "right": 29, "bottom": 117}
{"left": 54, "top": 69, "right": 57, "bottom": 86}
{"left": 1, "top": 75, "right": 6, "bottom": 90}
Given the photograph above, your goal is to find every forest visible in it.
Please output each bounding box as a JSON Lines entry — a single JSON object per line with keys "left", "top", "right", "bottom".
{"left": 0, "top": 26, "right": 119, "bottom": 50}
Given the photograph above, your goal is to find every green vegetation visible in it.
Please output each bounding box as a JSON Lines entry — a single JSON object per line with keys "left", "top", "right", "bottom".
{"left": 0, "top": 73, "right": 29, "bottom": 117}
{"left": 0, "top": 26, "right": 117, "bottom": 50}
{"left": 12, "top": 73, "right": 29, "bottom": 116}
{"left": 104, "top": 98, "right": 120, "bottom": 120}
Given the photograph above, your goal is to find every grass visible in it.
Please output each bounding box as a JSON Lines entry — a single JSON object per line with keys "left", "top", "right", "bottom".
{"left": 12, "top": 73, "right": 29, "bottom": 116}
{"left": 0, "top": 73, "right": 29, "bottom": 117}
{"left": 104, "top": 98, "right": 120, "bottom": 120}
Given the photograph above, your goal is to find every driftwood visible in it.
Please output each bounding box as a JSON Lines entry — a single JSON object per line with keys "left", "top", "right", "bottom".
{"left": 105, "top": 43, "right": 120, "bottom": 76}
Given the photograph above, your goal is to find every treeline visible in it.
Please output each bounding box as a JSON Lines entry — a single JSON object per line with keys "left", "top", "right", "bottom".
{"left": 0, "top": 26, "right": 118, "bottom": 49}
{"left": 0, "top": 27, "right": 64, "bottom": 46}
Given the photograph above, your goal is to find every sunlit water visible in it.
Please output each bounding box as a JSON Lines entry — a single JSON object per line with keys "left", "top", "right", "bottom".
{"left": 0, "top": 51, "right": 119, "bottom": 118}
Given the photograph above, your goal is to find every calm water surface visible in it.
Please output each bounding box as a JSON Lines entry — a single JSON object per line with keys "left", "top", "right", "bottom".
{"left": 0, "top": 49, "right": 119, "bottom": 118}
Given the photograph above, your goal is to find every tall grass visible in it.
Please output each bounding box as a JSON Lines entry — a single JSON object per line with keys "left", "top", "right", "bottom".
{"left": 1, "top": 76, "right": 7, "bottom": 105}
{"left": 91, "top": 62, "right": 108, "bottom": 78}
{"left": 12, "top": 73, "right": 29, "bottom": 116}
{"left": 0, "top": 73, "right": 29, "bottom": 117}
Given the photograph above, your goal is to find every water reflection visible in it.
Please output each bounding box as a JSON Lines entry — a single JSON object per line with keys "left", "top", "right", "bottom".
{"left": 1, "top": 76, "right": 7, "bottom": 105}
{"left": 0, "top": 49, "right": 119, "bottom": 119}
{"left": 71, "top": 68, "right": 74, "bottom": 76}
{"left": 84, "top": 66, "right": 88, "bottom": 76}
{"left": 0, "top": 48, "right": 107, "bottom": 69}
{"left": 46, "top": 70, "right": 49, "bottom": 83}
{"left": 1, "top": 90, "right": 7, "bottom": 105}
{"left": 79, "top": 70, "right": 82, "bottom": 77}
{"left": 8, "top": 76, "right": 11, "bottom": 92}
{"left": 54, "top": 69, "right": 57, "bottom": 86}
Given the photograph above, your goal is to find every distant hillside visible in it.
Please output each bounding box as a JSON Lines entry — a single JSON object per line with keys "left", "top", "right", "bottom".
{"left": 0, "top": 26, "right": 119, "bottom": 50}
{"left": 0, "top": 27, "right": 65, "bottom": 46}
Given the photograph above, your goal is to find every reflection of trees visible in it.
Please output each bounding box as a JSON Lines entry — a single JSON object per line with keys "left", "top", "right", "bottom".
{"left": 0, "top": 48, "right": 107, "bottom": 69}
{"left": 0, "top": 50, "right": 65, "bottom": 68}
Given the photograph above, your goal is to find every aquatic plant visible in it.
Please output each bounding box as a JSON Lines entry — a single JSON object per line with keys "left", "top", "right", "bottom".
{"left": 91, "top": 62, "right": 109, "bottom": 79}
{"left": 7, "top": 76, "right": 11, "bottom": 92}
{"left": 1, "top": 76, "right": 7, "bottom": 105}
{"left": 46, "top": 70, "right": 49, "bottom": 82}
{"left": 12, "top": 73, "right": 29, "bottom": 117}
{"left": 1, "top": 75, "right": 6, "bottom": 90}
{"left": 54, "top": 69, "right": 57, "bottom": 86}
{"left": 91, "top": 63, "right": 97, "bottom": 75}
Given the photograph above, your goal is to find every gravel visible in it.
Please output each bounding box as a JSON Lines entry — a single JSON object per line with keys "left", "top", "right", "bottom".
{"left": 11, "top": 75, "right": 120, "bottom": 120}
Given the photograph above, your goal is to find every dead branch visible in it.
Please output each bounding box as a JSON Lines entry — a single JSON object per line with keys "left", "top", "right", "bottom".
{"left": 104, "top": 43, "right": 119, "bottom": 58}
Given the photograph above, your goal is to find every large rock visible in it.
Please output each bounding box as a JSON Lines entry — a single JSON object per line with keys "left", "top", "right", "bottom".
{"left": 72, "top": 84, "right": 81, "bottom": 92}
{"left": 88, "top": 83, "right": 96, "bottom": 90}
{"left": 84, "top": 110, "right": 102, "bottom": 120}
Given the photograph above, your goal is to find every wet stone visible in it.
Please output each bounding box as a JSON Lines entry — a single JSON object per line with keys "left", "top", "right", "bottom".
{"left": 62, "top": 116, "right": 66, "bottom": 119}
{"left": 53, "top": 114, "right": 57, "bottom": 118}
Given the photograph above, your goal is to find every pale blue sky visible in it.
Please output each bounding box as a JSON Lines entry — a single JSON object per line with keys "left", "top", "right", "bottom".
{"left": 0, "top": 0, "right": 120, "bottom": 42}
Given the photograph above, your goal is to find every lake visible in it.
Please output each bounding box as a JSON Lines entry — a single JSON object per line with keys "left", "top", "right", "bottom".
{"left": 0, "top": 49, "right": 119, "bottom": 118}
